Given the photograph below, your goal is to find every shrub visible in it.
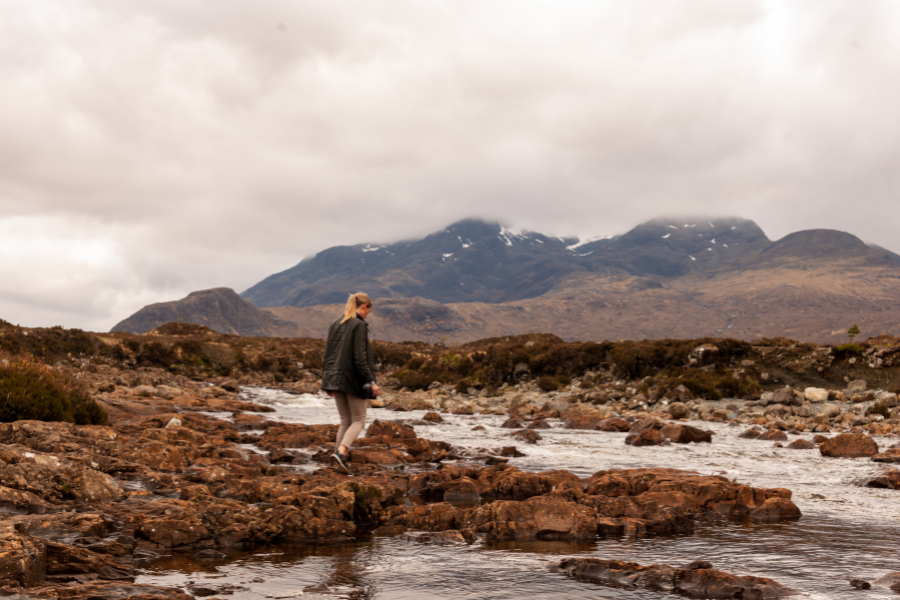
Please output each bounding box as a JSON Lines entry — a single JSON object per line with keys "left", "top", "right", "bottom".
{"left": 836, "top": 343, "right": 864, "bottom": 354}
{"left": 0, "top": 355, "right": 107, "bottom": 425}
{"left": 537, "top": 376, "right": 561, "bottom": 392}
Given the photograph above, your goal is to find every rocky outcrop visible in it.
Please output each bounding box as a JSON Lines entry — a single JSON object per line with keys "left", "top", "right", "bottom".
{"left": 557, "top": 558, "right": 795, "bottom": 598}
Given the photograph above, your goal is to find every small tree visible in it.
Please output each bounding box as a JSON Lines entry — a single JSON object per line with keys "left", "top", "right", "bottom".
{"left": 847, "top": 324, "right": 860, "bottom": 343}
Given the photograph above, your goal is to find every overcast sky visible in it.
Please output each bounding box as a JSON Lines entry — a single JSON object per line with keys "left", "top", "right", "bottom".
{"left": 2, "top": 0, "right": 899, "bottom": 331}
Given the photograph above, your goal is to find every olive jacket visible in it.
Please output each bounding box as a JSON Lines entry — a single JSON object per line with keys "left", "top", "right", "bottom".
{"left": 321, "top": 315, "right": 376, "bottom": 399}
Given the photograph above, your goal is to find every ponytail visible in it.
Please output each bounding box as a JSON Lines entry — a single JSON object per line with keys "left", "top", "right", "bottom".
{"left": 341, "top": 292, "right": 373, "bottom": 323}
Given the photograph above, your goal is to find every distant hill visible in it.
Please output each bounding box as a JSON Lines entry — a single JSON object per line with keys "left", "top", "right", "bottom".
{"left": 111, "top": 288, "right": 289, "bottom": 336}
{"left": 112, "top": 217, "right": 900, "bottom": 343}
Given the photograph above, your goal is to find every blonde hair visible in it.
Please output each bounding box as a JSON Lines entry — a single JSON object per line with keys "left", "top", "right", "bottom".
{"left": 341, "top": 292, "right": 373, "bottom": 323}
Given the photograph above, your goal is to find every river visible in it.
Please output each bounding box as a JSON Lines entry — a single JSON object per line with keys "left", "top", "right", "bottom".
{"left": 136, "top": 387, "right": 900, "bottom": 599}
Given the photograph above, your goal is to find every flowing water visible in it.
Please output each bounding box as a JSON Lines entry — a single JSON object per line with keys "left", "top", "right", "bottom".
{"left": 137, "top": 388, "right": 900, "bottom": 598}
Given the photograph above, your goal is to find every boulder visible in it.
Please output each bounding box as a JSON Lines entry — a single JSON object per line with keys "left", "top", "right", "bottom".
{"left": 596, "top": 418, "right": 632, "bottom": 432}
{"left": 660, "top": 424, "right": 712, "bottom": 444}
{"left": 819, "top": 433, "right": 878, "bottom": 458}
{"left": 757, "top": 429, "right": 788, "bottom": 442}
{"left": 668, "top": 402, "right": 689, "bottom": 419}
{"left": 423, "top": 412, "right": 444, "bottom": 423}
{"left": 512, "top": 429, "right": 542, "bottom": 444}
{"left": 625, "top": 429, "right": 666, "bottom": 447}
{"left": 750, "top": 498, "right": 802, "bottom": 522}
{"left": 785, "top": 439, "right": 815, "bottom": 450}
{"left": 804, "top": 387, "right": 829, "bottom": 403}
{"left": 763, "top": 404, "right": 790, "bottom": 417}
{"left": 872, "top": 448, "right": 900, "bottom": 464}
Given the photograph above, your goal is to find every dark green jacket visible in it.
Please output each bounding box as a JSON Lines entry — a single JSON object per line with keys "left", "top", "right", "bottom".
{"left": 321, "top": 315, "right": 376, "bottom": 398}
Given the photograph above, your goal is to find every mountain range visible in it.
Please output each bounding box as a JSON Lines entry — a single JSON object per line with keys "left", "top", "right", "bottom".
{"left": 112, "top": 217, "right": 900, "bottom": 343}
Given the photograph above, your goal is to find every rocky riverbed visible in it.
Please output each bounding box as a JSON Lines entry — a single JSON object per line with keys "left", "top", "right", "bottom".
{"left": 4, "top": 356, "right": 900, "bottom": 599}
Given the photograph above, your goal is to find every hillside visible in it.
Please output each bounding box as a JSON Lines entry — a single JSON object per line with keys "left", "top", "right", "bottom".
{"left": 112, "top": 217, "right": 900, "bottom": 343}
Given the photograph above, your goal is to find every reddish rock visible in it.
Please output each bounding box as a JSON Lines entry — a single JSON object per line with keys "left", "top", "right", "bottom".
{"left": 500, "top": 416, "right": 525, "bottom": 429}
{"left": 757, "top": 429, "right": 788, "bottom": 441}
{"left": 862, "top": 471, "right": 900, "bottom": 489}
{"left": 557, "top": 558, "right": 794, "bottom": 598}
{"left": 785, "top": 439, "right": 815, "bottom": 450}
{"left": 465, "top": 495, "right": 596, "bottom": 541}
{"left": 660, "top": 424, "right": 713, "bottom": 444}
{"left": 872, "top": 448, "right": 900, "bottom": 463}
{"left": 625, "top": 429, "right": 666, "bottom": 446}
{"left": 512, "top": 429, "right": 542, "bottom": 444}
{"left": 739, "top": 427, "right": 762, "bottom": 439}
{"left": 812, "top": 434, "right": 829, "bottom": 444}
{"left": 366, "top": 420, "right": 417, "bottom": 439}
{"left": 819, "top": 433, "right": 879, "bottom": 458}
{"left": 750, "top": 498, "right": 802, "bottom": 522}
{"left": 596, "top": 417, "right": 632, "bottom": 432}
{"left": 480, "top": 471, "right": 554, "bottom": 502}
{"left": 528, "top": 419, "right": 552, "bottom": 430}
{"left": 422, "top": 412, "right": 443, "bottom": 423}
{"left": 451, "top": 405, "right": 474, "bottom": 415}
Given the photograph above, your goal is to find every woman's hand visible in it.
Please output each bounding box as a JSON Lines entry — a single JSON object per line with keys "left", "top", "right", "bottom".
{"left": 371, "top": 384, "right": 380, "bottom": 397}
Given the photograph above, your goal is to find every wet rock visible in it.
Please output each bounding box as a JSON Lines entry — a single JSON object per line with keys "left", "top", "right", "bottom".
{"left": 556, "top": 558, "right": 795, "bottom": 598}
{"left": 528, "top": 419, "right": 552, "bottom": 430}
{"left": 465, "top": 495, "right": 596, "bottom": 541}
{"left": 874, "top": 571, "right": 900, "bottom": 591}
{"left": 422, "top": 412, "right": 443, "bottom": 423}
{"left": 366, "top": 420, "right": 416, "bottom": 439}
{"left": 872, "top": 448, "right": 900, "bottom": 463}
{"left": 750, "top": 498, "right": 802, "bottom": 522}
{"left": 451, "top": 405, "right": 475, "bottom": 415}
{"left": 785, "top": 439, "right": 815, "bottom": 450}
{"left": 0, "top": 523, "right": 46, "bottom": 587}
{"left": 849, "top": 578, "right": 871, "bottom": 590}
{"left": 560, "top": 405, "right": 605, "bottom": 430}
{"left": 25, "top": 582, "right": 194, "bottom": 599}
{"left": 812, "top": 434, "right": 829, "bottom": 444}
{"left": 861, "top": 471, "right": 900, "bottom": 489}
{"left": 668, "top": 402, "right": 689, "bottom": 419}
{"left": 401, "top": 530, "right": 468, "bottom": 545}
{"left": 660, "top": 424, "right": 713, "bottom": 444}
{"left": 625, "top": 429, "right": 666, "bottom": 446}
{"left": 303, "top": 582, "right": 333, "bottom": 593}
{"left": 595, "top": 417, "right": 631, "bottom": 432}
{"left": 819, "top": 433, "right": 878, "bottom": 458}
{"left": 499, "top": 446, "right": 526, "bottom": 457}
{"left": 500, "top": 417, "right": 525, "bottom": 429}
{"left": 481, "top": 471, "right": 554, "bottom": 502}
{"left": 512, "top": 429, "right": 542, "bottom": 444}
{"left": 757, "top": 429, "right": 788, "bottom": 441}
{"left": 739, "top": 427, "right": 762, "bottom": 439}
{"left": 471, "top": 425, "right": 486, "bottom": 431}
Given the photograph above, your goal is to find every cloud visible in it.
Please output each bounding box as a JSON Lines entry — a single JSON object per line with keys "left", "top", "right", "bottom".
{"left": 1, "top": 1, "right": 899, "bottom": 329}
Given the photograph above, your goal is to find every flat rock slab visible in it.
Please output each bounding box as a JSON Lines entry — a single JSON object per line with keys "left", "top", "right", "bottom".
{"left": 557, "top": 557, "right": 796, "bottom": 598}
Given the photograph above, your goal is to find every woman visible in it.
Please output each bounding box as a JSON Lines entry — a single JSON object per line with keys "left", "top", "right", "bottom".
{"left": 321, "top": 292, "right": 380, "bottom": 474}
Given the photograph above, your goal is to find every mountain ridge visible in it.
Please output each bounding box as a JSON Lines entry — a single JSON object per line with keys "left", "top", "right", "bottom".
{"left": 112, "top": 216, "right": 900, "bottom": 343}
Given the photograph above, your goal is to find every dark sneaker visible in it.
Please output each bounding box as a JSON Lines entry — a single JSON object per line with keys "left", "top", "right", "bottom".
{"left": 331, "top": 452, "right": 350, "bottom": 474}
